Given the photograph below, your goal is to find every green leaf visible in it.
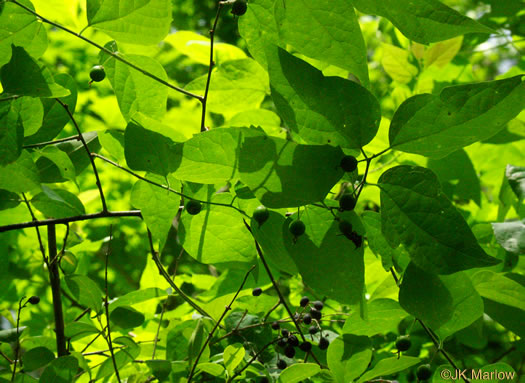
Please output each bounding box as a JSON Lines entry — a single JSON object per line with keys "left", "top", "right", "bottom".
{"left": 399, "top": 264, "right": 483, "bottom": 336}
{"left": 22, "top": 347, "right": 55, "bottom": 371}
{"left": 64, "top": 321, "right": 99, "bottom": 340}
{"left": 327, "top": 335, "right": 372, "bottom": 383}
{"left": 378, "top": 165, "right": 500, "bottom": 274}
{"left": 0, "top": 46, "right": 70, "bottom": 98}
{"left": 381, "top": 44, "right": 418, "bottom": 84}
{"left": 98, "top": 129, "right": 125, "bottom": 161}
{"left": 110, "top": 305, "right": 145, "bottom": 329}
{"left": 239, "top": 132, "right": 344, "bottom": 208}
{"left": 0, "top": 0, "right": 48, "bottom": 68}
{"left": 0, "top": 326, "right": 26, "bottom": 342}
{"left": 343, "top": 298, "right": 408, "bottom": 337}
{"left": 31, "top": 186, "right": 85, "bottom": 218}
{"left": 362, "top": 211, "right": 402, "bottom": 270}
{"left": 40, "top": 356, "right": 78, "bottom": 383}
{"left": 0, "top": 150, "right": 41, "bottom": 193}
{"left": 278, "top": 363, "right": 320, "bottom": 383}
{"left": 179, "top": 192, "right": 255, "bottom": 265}
{"left": 0, "top": 100, "right": 24, "bottom": 165}
{"left": 109, "top": 287, "right": 167, "bottom": 311}
{"left": 197, "top": 363, "right": 225, "bottom": 377}
{"left": 424, "top": 36, "right": 463, "bottom": 69}
{"left": 357, "top": 356, "right": 421, "bottom": 383}
{"left": 505, "top": 164, "right": 525, "bottom": 202}
{"left": 492, "top": 220, "right": 525, "bottom": 255}
{"left": 483, "top": 298, "right": 525, "bottom": 338}
{"left": 24, "top": 73, "right": 78, "bottom": 144}
{"left": 223, "top": 343, "right": 245, "bottom": 376}
{"left": 35, "top": 146, "right": 77, "bottom": 184}
{"left": 146, "top": 360, "right": 172, "bottom": 381}
{"left": 0, "top": 189, "right": 21, "bottom": 210}
{"left": 350, "top": 0, "right": 493, "bottom": 44}
{"left": 267, "top": 47, "right": 380, "bottom": 149}
{"left": 100, "top": 43, "right": 168, "bottom": 121}
{"left": 389, "top": 76, "right": 525, "bottom": 158}
{"left": 16, "top": 97, "right": 44, "bottom": 137}
{"left": 427, "top": 149, "right": 481, "bottom": 206}
{"left": 95, "top": 337, "right": 140, "bottom": 380}
{"left": 131, "top": 174, "right": 181, "bottom": 248}
{"left": 186, "top": 59, "right": 269, "bottom": 118}
{"left": 64, "top": 274, "right": 103, "bottom": 312}
{"left": 251, "top": 211, "right": 298, "bottom": 274}
{"left": 87, "top": 0, "right": 171, "bottom": 45}
{"left": 274, "top": 0, "right": 368, "bottom": 85}
{"left": 284, "top": 206, "right": 365, "bottom": 305}
{"left": 188, "top": 319, "right": 208, "bottom": 367}
{"left": 471, "top": 271, "right": 525, "bottom": 310}
{"left": 36, "top": 132, "right": 100, "bottom": 183}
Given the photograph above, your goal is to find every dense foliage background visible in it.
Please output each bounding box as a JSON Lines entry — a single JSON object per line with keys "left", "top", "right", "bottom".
{"left": 0, "top": 0, "right": 524, "bottom": 382}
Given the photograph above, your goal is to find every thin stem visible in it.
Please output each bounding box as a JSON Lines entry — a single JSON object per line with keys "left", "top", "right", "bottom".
{"left": 11, "top": 297, "right": 26, "bottom": 382}
{"left": 0, "top": 210, "right": 142, "bottom": 233}
{"left": 187, "top": 265, "right": 256, "bottom": 382}
{"left": 55, "top": 99, "right": 107, "bottom": 212}
{"left": 356, "top": 148, "right": 371, "bottom": 201}
{"left": 0, "top": 349, "right": 13, "bottom": 364}
{"left": 243, "top": 221, "right": 307, "bottom": 342}
{"left": 9, "top": 0, "right": 202, "bottom": 101}
{"left": 48, "top": 224, "right": 68, "bottom": 356}
{"left": 147, "top": 230, "right": 214, "bottom": 320}
{"left": 200, "top": 3, "right": 224, "bottom": 132}
{"left": 21, "top": 193, "right": 47, "bottom": 263}
{"left": 228, "top": 338, "right": 282, "bottom": 382}
{"left": 92, "top": 153, "right": 248, "bottom": 217}
{"left": 103, "top": 226, "right": 122, "bottom": 383}
{"left": 263, "top": 299, "right": 281, "bottom": 322}
{"left": 23, "top": 135, "right": 81, "bottom": 149}
{"left": 152, "top": 299, "right": 168, "bottom": 360}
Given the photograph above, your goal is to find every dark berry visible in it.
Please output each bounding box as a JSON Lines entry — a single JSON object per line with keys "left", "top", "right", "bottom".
{"left": 277, "top": 338, "right": 288, "bottom": 348}
{"left": 89, "top": 65, "right": 105, "bottom": 82}
{"left": 299, "top": 341, "right": 312, "bottom": 352}
{"left": 28, "top": 296, "right": 40, "bottom": 305}
{"left": 299, "top": 296, "right": 310, "bottom": 307}
{"left": 349, "top": 232, "right": 363, "bottom": 248}
{"left": 395, "top": 336, "right": 411, "bottom": 352}
{"left": 339, "top": 220, "right": 353, "bottom": 236}
{"left": 313, "top": 301, "right": 324, "bottom": 311}
{"left": 271, "top": 321, "right": 280, "bottom": 330}
{"left": 302, "top": 313, "right": 312, "bottom": 325}
{"left": 288, "top": 335, "right": 299, "bottom": 347}
{"left": 310, "top": 308, "right": 322, "bottom": 320}
{"left": 281, "top": 329, "right": 290, "bottom": 338}
{"left": 284, "top": 346, "right": 295, "bottom": 358}
{"left": 185, "top": 200, "right": 202, "bottom": 215}
{"left": 252, "top": 287, "right": 263, "bottom": 296}
{"left": 277, "top": 359, "right": 287, "bottom": 370}
{"left": 339, "top": 194, "right": 356, "bottom": 211}
{"left": 318, "top": 337, "right": 329, "bottom": 350}
{"left": 340, "top": 155, "right": 358, "bottom": 172}
{"left": 253, "top": 205, "right": 269, "bottom": 226}
{"left": 289, "top": 220, "right": 306, "bottom": 237}
{"left": 416, "top": 364, "right": 432, "bottom": 381}
{"left": 231, "top": 0, "right": 248, "bottom": 16}
{"left": 308, "top": 326, "right": 318, "bottom": 335}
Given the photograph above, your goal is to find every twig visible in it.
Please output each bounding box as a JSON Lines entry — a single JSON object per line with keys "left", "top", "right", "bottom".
{"left": 103, "top": 226, "right": 122, "bottom": 383}
{"left": 55, "top": 99, "right": 107, "bottom": 212}
{"left": 187, "top": 265, "right": 256, "bottom": 382}
{"left": 48, "top": 224, "right": 68, "bottom": 356}
{"left": 92, "top": 153, "right": 248, "bottom": 216}
{"left": 152, "top": 299, "right": 168, "bottom": 360}
{"left": 228, "top": 337, "right": 282, "bottom": 382}
{"left": 21, "top": 193, "right": 47, "bottom": 263}
{"left": 0, "top": 210, "right": 142, "bottom": 233}
{"left": 9, "top": 0, "right": 203, "bottom": 101}
{"left": 147, "top": 230, "right": 214, "bottom": 320}
{"left": 263, "top": 299, "right": 281, "bottom": 322}
{"left": 10, "top": 297, "right": 26, "bottom": 382}
{"left": 0, "top": 349, "right": 13, "bottom": 364}
{"left": 200, "top": 2, "right": 224, "bottom": 132}
{"left": 23, "top": 135, "right": 81, "bottom": 149}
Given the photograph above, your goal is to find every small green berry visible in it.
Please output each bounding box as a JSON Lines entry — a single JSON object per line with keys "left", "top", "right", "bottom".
{"left": 416, "top": 364, "right": 432, "bottom": 381}
{"left": 185, "top": 200, "right": 202, "bottom": 215}
{"left": 396, "top": 336, "right": 411, "bottom": 352}
{"left": 89, "top": 65, "right": 105, "bottom": 82}
{"left": 253, "top": 205, "right": 270, "bottom": 225}
{"left": 340, "top": 155, "right": 358, "bottom": 172}
{"left": 289, "top": 220, "right": 306, "bottom": 237}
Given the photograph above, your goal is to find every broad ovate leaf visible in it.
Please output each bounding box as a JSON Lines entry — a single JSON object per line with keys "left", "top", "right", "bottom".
{"left": 379, "top": 165, "right": 500, "bottom": 274}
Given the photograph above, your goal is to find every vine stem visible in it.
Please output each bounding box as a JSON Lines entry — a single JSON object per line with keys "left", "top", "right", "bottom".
{"left": 200, "top": 2, "right": 224, "bottom": 132}
{"left": 103, "top": 226, "right": 122, "bottom": 383}
{"left": 187, "top": 264, "right": 256, "bottom": 383}
{"left": 92, "top": 153, "right": 248, "bottom": 217}
{"left": 10, "top": 297, "right": 26, "bottom": 382}
{"left": 8, "top": 0, "right": 203, "bottom": 101}
{"left": 0, "top": 210, "right": 142, "bottom": 233}
{"left": 390, "top": 269, "right": 470, "bottom": 383}
{"left": 56, "top": 99, "right": 107, "bottom": 212}
{"left": 21, "top": 193, "right": 47, "bottom": 263}
{"left": 23, "top": 134, "right": 81, "bottom": 149}
{"left": 146, "top": 230, "right": 214, "bottom": 320}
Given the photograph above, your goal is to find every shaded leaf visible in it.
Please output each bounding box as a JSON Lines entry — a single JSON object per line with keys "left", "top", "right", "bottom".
{"left": 31, "top": 186, "right": 85, "bottom": 218}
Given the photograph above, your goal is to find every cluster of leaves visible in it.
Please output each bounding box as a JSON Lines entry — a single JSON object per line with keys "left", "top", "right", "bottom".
{"left": 0, "top": 0, "right": 524, "bottom": 382}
